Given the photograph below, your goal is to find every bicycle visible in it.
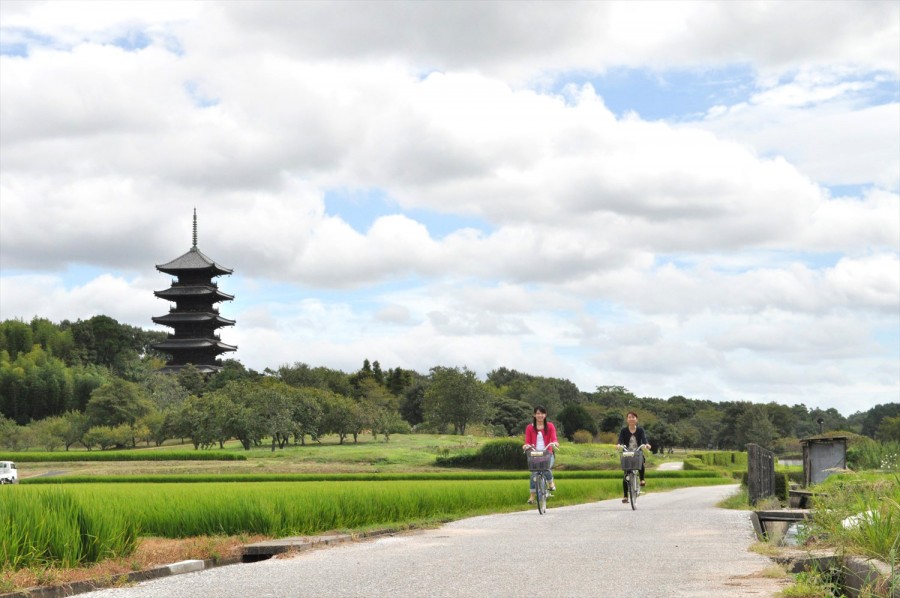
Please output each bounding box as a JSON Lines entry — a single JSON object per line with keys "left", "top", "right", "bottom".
{"left": 618, "top": 444, "right": 649, "bottom": 510}
{"left": 524, "top": 443, "right": 558, "bottom": 514}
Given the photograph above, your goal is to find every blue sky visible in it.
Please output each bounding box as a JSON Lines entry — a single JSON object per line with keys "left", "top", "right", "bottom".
{"left": 0, "top": 1, "right": 898, "bottom": 416}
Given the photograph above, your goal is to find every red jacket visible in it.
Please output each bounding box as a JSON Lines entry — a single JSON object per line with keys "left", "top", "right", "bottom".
{"left": 525, "top": 422, "right": 558, "bottom": 452}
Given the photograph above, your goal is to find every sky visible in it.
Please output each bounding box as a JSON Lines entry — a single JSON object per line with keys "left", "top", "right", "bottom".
{"left": 0, "top": 1, "right": 898, "bottom": 417}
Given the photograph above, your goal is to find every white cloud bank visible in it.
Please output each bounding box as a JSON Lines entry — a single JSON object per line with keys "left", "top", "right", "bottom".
{"left": 1, "top": 1, "right": 897, "bottom": 416}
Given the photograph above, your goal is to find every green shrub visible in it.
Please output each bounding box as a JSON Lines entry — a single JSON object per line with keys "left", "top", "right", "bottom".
{"left": 847, "top": 439, "right": 899, "bottom": 471}
{"left": 435, "top": 438, "right": 526, "bottom": 469}
{"left": 474, "top": 438, "right": 526, "bottom": 469}
{"left": 572, "top": 430, "right": 593, "bottom": 444}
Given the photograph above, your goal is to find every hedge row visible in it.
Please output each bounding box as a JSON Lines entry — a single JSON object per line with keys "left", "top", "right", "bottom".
{"left": 0, "top": 450, "right": 247, "bottom": 462}
{"left": 21, "top": 470, "right": 722, "bottom": 484}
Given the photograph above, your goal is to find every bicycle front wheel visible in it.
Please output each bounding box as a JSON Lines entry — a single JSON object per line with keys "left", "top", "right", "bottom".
{"left": 629, "top": 470, "right": 639, "bottom": 509}
{"left": 536, "top": 475, "right": 547, "bottom": 514}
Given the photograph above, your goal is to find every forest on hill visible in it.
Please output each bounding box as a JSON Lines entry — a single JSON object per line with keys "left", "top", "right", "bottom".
{"left": 1, "top": 316, "right": 898, "bottom": 453}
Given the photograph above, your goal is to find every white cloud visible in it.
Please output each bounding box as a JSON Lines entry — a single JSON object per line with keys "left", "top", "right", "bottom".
{"left": 1, "top": 1, "right": 897, "bottom": 416}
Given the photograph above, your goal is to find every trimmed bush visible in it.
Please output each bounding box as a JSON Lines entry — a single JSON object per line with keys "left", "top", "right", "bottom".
{"left": 435, "top": 438, "right": 526, "bottom": 469}
{"left": 572, "top": 430, "right": 593, "bottom": 444}
{"left": 477, "top": 439, "right": 527, "bottom": 469}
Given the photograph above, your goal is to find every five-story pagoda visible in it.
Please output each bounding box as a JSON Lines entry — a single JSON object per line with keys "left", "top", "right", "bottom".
{"left": 152, "top": 210, "right": 236, "bottom": 373}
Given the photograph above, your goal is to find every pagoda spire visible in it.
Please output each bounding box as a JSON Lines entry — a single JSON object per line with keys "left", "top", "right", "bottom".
{"left": 192, "top": 207, "right": 198, "bottom": 248}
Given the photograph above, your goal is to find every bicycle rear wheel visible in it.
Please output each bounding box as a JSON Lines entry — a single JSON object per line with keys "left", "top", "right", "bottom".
{"left": 535, "top": 475, "right": 547, "bottom": 514}
{"left": 627, "top": 472, "right": 636, "bottom": 510}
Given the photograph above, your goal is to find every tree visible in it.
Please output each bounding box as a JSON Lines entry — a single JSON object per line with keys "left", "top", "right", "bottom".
{"left": 322, "top": 395, "right": 363, "bottom": 444}
{"left": 876, "top": 415, "right": 900, "bottom": 442}
{"left": 735, "top": 404, "right": 777, "bottom": 449}
{"left": 137, "top": 412, "right": 167, "bottom": 447}
{"left": 423, "top": 366, "right": 492, "bottom": 435}
{"left": 860, "top": 403, "right": 900, "bottom": 439}
{"left": 372, "top": 410, "right": 408, "bottom": 442}
{"left": 288, "top": 387, "right": 328, "bottom": 446}
{"left": 645, "top": 420, "right": 677, "bottom": 453}
{"left": 28, "top": 417, "right": 64, "bottom": 451}
{"left": 141, "top": 371, "right": 189, "bottom": 411}
{"left": 489, "top": 397, "right": 533, "bottom": 436}
{"left": 556, "top": 403, "right": 597, "bottom": 440}
{"left": 599, "top": 412, "right": 625, "bottom": 433}
{"left": 0, "top": 319, "right": 33, "bottom": 361}
{"left": 399, "top": 380, "right": 427, "bottom": 426}
{"left": 277, "top": 362, "right": 352, "bottom": 395}
{"left": 692, "top": 408, "right": 723, "bottom": 449}
{"left": 672, "top": 420, "right": 700, "bottom": 449}
{"left": 85, "top": 378, "right": 152, "bottom": 428}
{"left": 248, "top": 380, "right": 295, "bottom": 451}
{"left": 177, "top": 364, "right": 206, "bottom": 397}
{"left": 169, "top": 394, "right": 221, "bottom": 450}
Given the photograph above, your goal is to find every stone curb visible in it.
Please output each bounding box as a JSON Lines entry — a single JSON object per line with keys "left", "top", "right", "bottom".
{"left": 1, "top": 556, "right": 244, "bottom": 598}
{"left": 3, "top": 529, "right": 407, "bottom": 598}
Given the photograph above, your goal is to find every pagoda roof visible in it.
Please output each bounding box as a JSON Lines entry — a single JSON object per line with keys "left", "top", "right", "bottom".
{"left": 152, "top": 313, "right": 235, "bottom": 326}
{"left": 152, "top": 338, "right": 237, "bottom": 352}
{"left": 156, "top": 246, "right": 232, "bottom": 276}
{"left": 155, "top": 285, "right": 234, "bottom": 301}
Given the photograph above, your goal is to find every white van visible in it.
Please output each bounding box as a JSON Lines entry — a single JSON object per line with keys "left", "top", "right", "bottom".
{"left": 0, "top": 461, "right": 17, "bottom": 484}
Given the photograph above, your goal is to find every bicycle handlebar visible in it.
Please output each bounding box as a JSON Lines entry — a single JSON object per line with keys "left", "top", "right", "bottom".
{"left": 616, "top": 444, "right": 650, "bottom": 452}
{"left": 523, "top": 442, "right": 559, "bottom": 452}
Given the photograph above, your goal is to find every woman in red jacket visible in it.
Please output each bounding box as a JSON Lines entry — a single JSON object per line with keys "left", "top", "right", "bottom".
{"left": 522, "top": 405, "right": 559, "bottom": 504}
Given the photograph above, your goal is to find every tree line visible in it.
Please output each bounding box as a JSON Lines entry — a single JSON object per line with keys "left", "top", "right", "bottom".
{"left": 1, "top": 316, "right": 898, "bottom": 453}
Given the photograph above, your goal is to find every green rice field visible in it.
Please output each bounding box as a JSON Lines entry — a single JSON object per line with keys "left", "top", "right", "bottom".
{"left": 2, "top": 476, "right": 733, "bottom": 568}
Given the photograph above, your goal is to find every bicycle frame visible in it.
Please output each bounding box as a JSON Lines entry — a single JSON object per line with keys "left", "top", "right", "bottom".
{"left": 619, "top": 445, "right": 648, "bottom": 510}
{"left": 524, "top": 444, "right": 557, "bottom": 515}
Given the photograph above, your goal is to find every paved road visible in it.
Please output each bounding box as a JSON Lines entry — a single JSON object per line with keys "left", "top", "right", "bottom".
{"left": 80, "top": 484, "right": 786, "bottom": 598}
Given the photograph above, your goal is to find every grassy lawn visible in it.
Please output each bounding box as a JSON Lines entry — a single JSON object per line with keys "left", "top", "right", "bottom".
{"left": 13, "top": 434, "right": 698, "bottom": 478}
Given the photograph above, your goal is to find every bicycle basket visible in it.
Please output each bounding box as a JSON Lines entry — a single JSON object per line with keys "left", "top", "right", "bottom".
{"left": 620, "top": 450, "right": 644, "bottom": 471}
{"left": 527, "top": 451, "right": 552, "bottom": 471}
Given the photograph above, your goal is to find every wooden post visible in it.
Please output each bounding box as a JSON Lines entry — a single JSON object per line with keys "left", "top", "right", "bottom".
{"left": 747, "top": 443, "right": 776, "bottom": 505}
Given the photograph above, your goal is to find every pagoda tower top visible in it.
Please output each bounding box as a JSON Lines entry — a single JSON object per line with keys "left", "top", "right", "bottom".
{"left": 155, "top": 210, "right": 233, "bottom": 276}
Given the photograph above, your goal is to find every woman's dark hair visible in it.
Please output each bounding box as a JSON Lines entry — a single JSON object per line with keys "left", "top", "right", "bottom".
{"left": 533, "top": 405, "right": 548, "bottom": 430}
{"left": 626, "top": 411, "right": 639, "bottom": 420}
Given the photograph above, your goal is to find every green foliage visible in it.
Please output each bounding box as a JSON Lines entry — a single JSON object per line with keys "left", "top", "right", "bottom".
{"left": 572, "top": 430, "right": 593, "bottom": 444}
{"left": 807, "top": 472, "right": 900, "bottom": 563}
{"left": 646, "top": 420, "right": 678, "bottom": 452}
{"left": 847, "top": 438, "right": 900, "bottom": 471}
{"left": 488, "top": 397, "right": 532, "bottom": 436}
{"left": 85, "top": 379, "right": 151, "bottom": 428}
{"left": 691, "top": 451, "right": 748, "bottom": 468}
{"left": 0, "top": 450, "right": 246, "bottom": 462}
{"left": 423, "top": 366, "right": 492, "bottom": 435}
{"left": 556, "top": 403, "right": 597, "bottom": 440}
{"left": 877, "top": 416, "right": 900, "bottom": 442}
{"left": 1, "top": 314, "right": 896, "bottom": 459}
{"left": 476, "top": 438, "right": 528, "bottom": 469}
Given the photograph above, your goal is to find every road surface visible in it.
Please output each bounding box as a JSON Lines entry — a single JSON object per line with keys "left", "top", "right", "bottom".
{"left": 80, "top": 484, "right": 786, "bottom": 598}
